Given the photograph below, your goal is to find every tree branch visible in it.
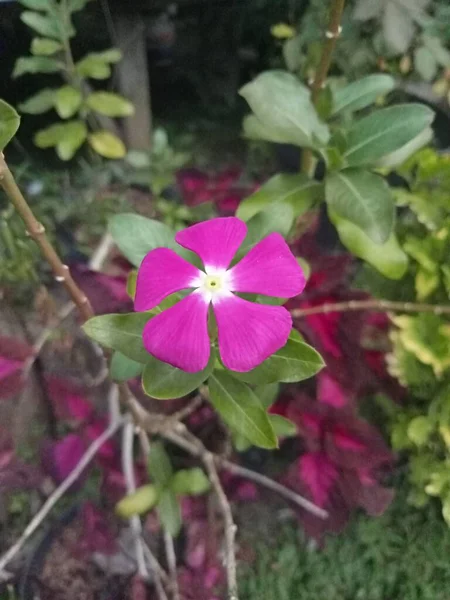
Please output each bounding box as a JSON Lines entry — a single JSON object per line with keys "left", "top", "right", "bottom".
{"left": 163, "top": 531, "right": 181, "bottom": 600}
{"left": 0, "top": 155, "right": 94, "bottom": 321}
{"left": 290, "top": 299, "right": 450, "bottom": 319}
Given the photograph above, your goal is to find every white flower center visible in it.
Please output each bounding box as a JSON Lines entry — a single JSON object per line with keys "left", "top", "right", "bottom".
{"left": 191, "top": 266, "right": 232, "bottom": 303}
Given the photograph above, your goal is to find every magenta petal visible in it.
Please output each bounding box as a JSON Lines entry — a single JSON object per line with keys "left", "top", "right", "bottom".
{"left": 135, "top": 248, "right": 202, "bottom": 312}
{"left": 175, "top": 217, "right": 247, "bottom": 270}
{"left": 142, "top": 292, "right": 210, "bottom": 372}
{"left": 213, "top": 294, "right": 292, "bottom": 371}
{"left": 229, "top": 232, "right": 305, "bottom": 298}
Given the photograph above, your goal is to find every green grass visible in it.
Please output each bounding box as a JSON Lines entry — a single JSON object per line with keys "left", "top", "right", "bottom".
{"left": 240, "top": 495, "right": 450, "bottom": 600}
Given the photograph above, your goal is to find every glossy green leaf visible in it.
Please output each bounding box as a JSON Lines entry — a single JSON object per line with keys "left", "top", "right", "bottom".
{"left": 414, "top": 46, "right": 437, "bottom": 81}
{"left": 254, "top": 383, "right": 280, "bottom": 409}
{"left": 344, "top": 104, "right": 435, "bottom": 167}
{"left": 332, "top": 74, "right": 395, "bottom": 115}
{"left": 148, "top": 442, "right": 173, "bottom": 487}
{"left": 55, "top": 85, "right": 82, "bottom": 119}
{"left": 76, "top": 56, "right": 111, "bottom": 79}
{"left": 31, "top": 37, "right": 62, "bottom": 55}
{"left": 209, "top": 372, "right": 277, "bottom": 449}
{"left": 13, "top": 56, "right": 61, "bottom": 77}
{"left": 116, "top": 484, "right": 159, "bottom": 518}
{"left": 238, "top": 203, "right": 294, "bottom": 257}
{"left": 239, "top": 71, "right": 329, "bottom": 148}
{"left": 82, "top": 312, "right": 152, "bottom": 363}
{"left": 325, "top": 169, "right": 394, "bottom": 244}
{"left": 170, "top": 468, "right": 210, "bottom": 496}
{"left": 142, "top": 351, "right": 215, "bottom": 400}
{"left": 86, "top": 92, "right": 134, "bottom": 117}
{"left": 157, "top": 488, "right": 182, "bottom": 536}
{"left": 236, "top": 174, "right": 321, "bottom": 222}
{"left": 0, "top": 100, "right": 20, "bottom": 150}
{"left": 109, "top": 213, "right": 178, "bottom": 267}
{"left": 375, "top": 127, "right": 433, "bottom": 169}
{"left": 88, "top": 130, "right": 126, "bottom": 159}
{"left": 269, "top": 414, "right": 298, "bottom": 438}
{"left": 232, "top": 335, "right": 324, "bottom": 385}
{"left": 18, "top": 89, "right": 55, "bottom": 114}
{"left": 330, "top": 211, "right": 408, "bottom": 280}
{"left": 127, "top": 270, "right": 137, "bottom": 299}
{"left": 68, "top": 0, "right": 92, "bottom": 12}
{"left": 110, "top": 351, "right": 143, "bottom": 382}
{"left": 20, "top": 11, "right": 61, "bottom": 38}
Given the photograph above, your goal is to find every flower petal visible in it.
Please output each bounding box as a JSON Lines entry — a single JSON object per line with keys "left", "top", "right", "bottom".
{"left": 213, "top": 294, "right": 292, "bottom": 371}
{"left": 142, "top": 292, "right": 210, "bottom": 372}
{"left": 175, "top": 217, "right": 247, "bottom": 270}
{"left": 229, "top": 232, "right": 305, "bottom": 298}
{"left": 135, "top": 248, "right": 202, "bottom": 312}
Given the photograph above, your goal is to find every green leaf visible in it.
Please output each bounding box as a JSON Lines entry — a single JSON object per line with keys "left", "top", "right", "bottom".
{"left": 127, "top": 270, "right": 137, "bottom": 299}
{"left": 0, "top": 100, "right": 20, "bottom": 150}
{"left": 238, "top": 203, "right": 294, "bottom": 257}
{"left": 55, "top": 85, "right": 82, "bottom": 119}
{"left": 325, "top": 169, "right": 394, "bottom": 244}
{"left": 330, "top": 211, "right": 408, "bottom": 280}
{"left": 18, "top": 0, "right": 50, "bottom": 9}
{"left": 148, "top": 442, "right": 173, "bottom": 487}
{"left": 18, "top": 89, "right": 55, "bottom": 114}
{"left": 20, "top": 11, "right": 61, "bottom": 38}
{"left": 108, "top": 214, "right": 175, "bottom": 267}
{"left": 232, "top": 335, "right": 324, "bottom": 385}
{"left": 75, "top": 49, "right": 122, "bottom": 79}
{"left": 68, "top": 0, "right": 92, "bottom": 12}
{"left": 31, "top": 37, "right": 62, "bottom": 55}
{"left": 13, "top": 56, "right": 61, "bottom": 77}
{"left": 407, "top": 416, "right": 434, "bottom": 447}
{"left": 239, "top": 71, "right": 329, "bottom": 148}
{"left": 209, "top": 372, "right": 278, "bottom": 449}
{"left": 332, "top": 74, "right": 395, "bottom": 115}
{"left": 236, "top": 174, "right": 321, "bottom": 222}
{"left": 142, "top": 351, "right": 215, "bottom": 400}
{"left": 269, "top": 414, "right": 297, "bottom": 438}
{"left": 54, "top": 121, "right": 87, "bottom": 160}
{"left": 82, "top": 312, "right": 152, "bottom": 363}
{"left": 88, "top": 130, "right": 126, "bottom": 159}
{"left": 170, "top": 468, "right": 210, "bottom": 496}
{"left": 414, "top": 46, "right": 438, "bottom": 81}
{"left": 375, "top": 127, "right": 433, "bottom": 169}
{"left": 86, "top": 92, "right": 134, "bottom": 117}
{"left": 116, "top": 484, "right": 159, "bottom": 518}
{"left": 110, "top": 351, "right": 143, "bottom": 382}
{"left": 157, "top": 488, "right": 182, "bottom": 536}
{"left": 344, "top": 104, "right": 435, "bottom": 167}
{"left": 254, "top": 383, "right": 280, "bottom": 409}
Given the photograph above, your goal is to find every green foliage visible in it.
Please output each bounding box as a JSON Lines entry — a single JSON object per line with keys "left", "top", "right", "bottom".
{"left": 110, "top": 351, "right": 143, "bottom": 382}
{"left": 241, "top": 492, "right": 450, "bottom": 600}
{"left": 14, "top": 0, "right": 131, "bottom": 160}
{"left": 0, "top": 101, "right": 20, "bottom": 150}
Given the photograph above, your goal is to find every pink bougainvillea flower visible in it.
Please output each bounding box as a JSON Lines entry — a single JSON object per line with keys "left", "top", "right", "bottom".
{"left": 134, "top": 217, "right": 305, "bottom": 373}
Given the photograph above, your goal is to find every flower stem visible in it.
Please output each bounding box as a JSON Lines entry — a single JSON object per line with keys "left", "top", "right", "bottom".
{"left": 301, "top": 0, "right": 346, "bottom": 174}
{"left": 290, "top": 299, "right": 450, "bottom": 318}
{"left": 0, "top": 155, "right": 94, "bottom": 321}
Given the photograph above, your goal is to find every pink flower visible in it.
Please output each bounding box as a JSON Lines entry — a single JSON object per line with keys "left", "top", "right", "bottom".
{"left": 135, "top": 217, "right": 305, "bottom": 373}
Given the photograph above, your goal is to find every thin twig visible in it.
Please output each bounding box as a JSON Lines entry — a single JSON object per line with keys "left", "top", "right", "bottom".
{"left": 163, "top": 429, "right": 327, "bottom": 520}
{"left": 122, "top": 421, "right": 150, "bottom": 581}
{"left": 164, "top": 531, "right": 181, "bottom": 600}
{"left": 301, "top": 0, "right": 346, "bottom": 174}
{"left": 290, "top": 299, "right": 450, "bottom": 319}
{"left": 0, "top": 155, "right": 93, "bottom": 321}
{"left": 203, "top": 453, "right": 238, "bottom": 600}
{"left": 0, "top": 414, "right": 127, "bottom": 579}
{"left": 142, "top": 545, "right": 170, "bottom": 600}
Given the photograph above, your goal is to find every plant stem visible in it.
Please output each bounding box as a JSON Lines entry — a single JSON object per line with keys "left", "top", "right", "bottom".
{"left": 0, "top": 156, "right": 94, "bottom": 321}
{"left": 301, "top": 0, "right": 346, "bottom": 174}
{"left": 290, "top": 299, "right": 450, "bottom": 319}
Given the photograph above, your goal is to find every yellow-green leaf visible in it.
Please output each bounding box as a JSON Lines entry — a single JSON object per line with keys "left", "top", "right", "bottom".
{"left": 0, "top": 100, "right": 20, "bottom": 150}
{"left": 88, "top": 130, "right": 126, "bottom": 159}
{"left": 31, "top": 37, "right": 62, "bottom": 55}
{"left": 55, "top": 85, "right": 82, "bottom": 119}
{"left": 86, "top": 92, "right": 134, "bottom": 117}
